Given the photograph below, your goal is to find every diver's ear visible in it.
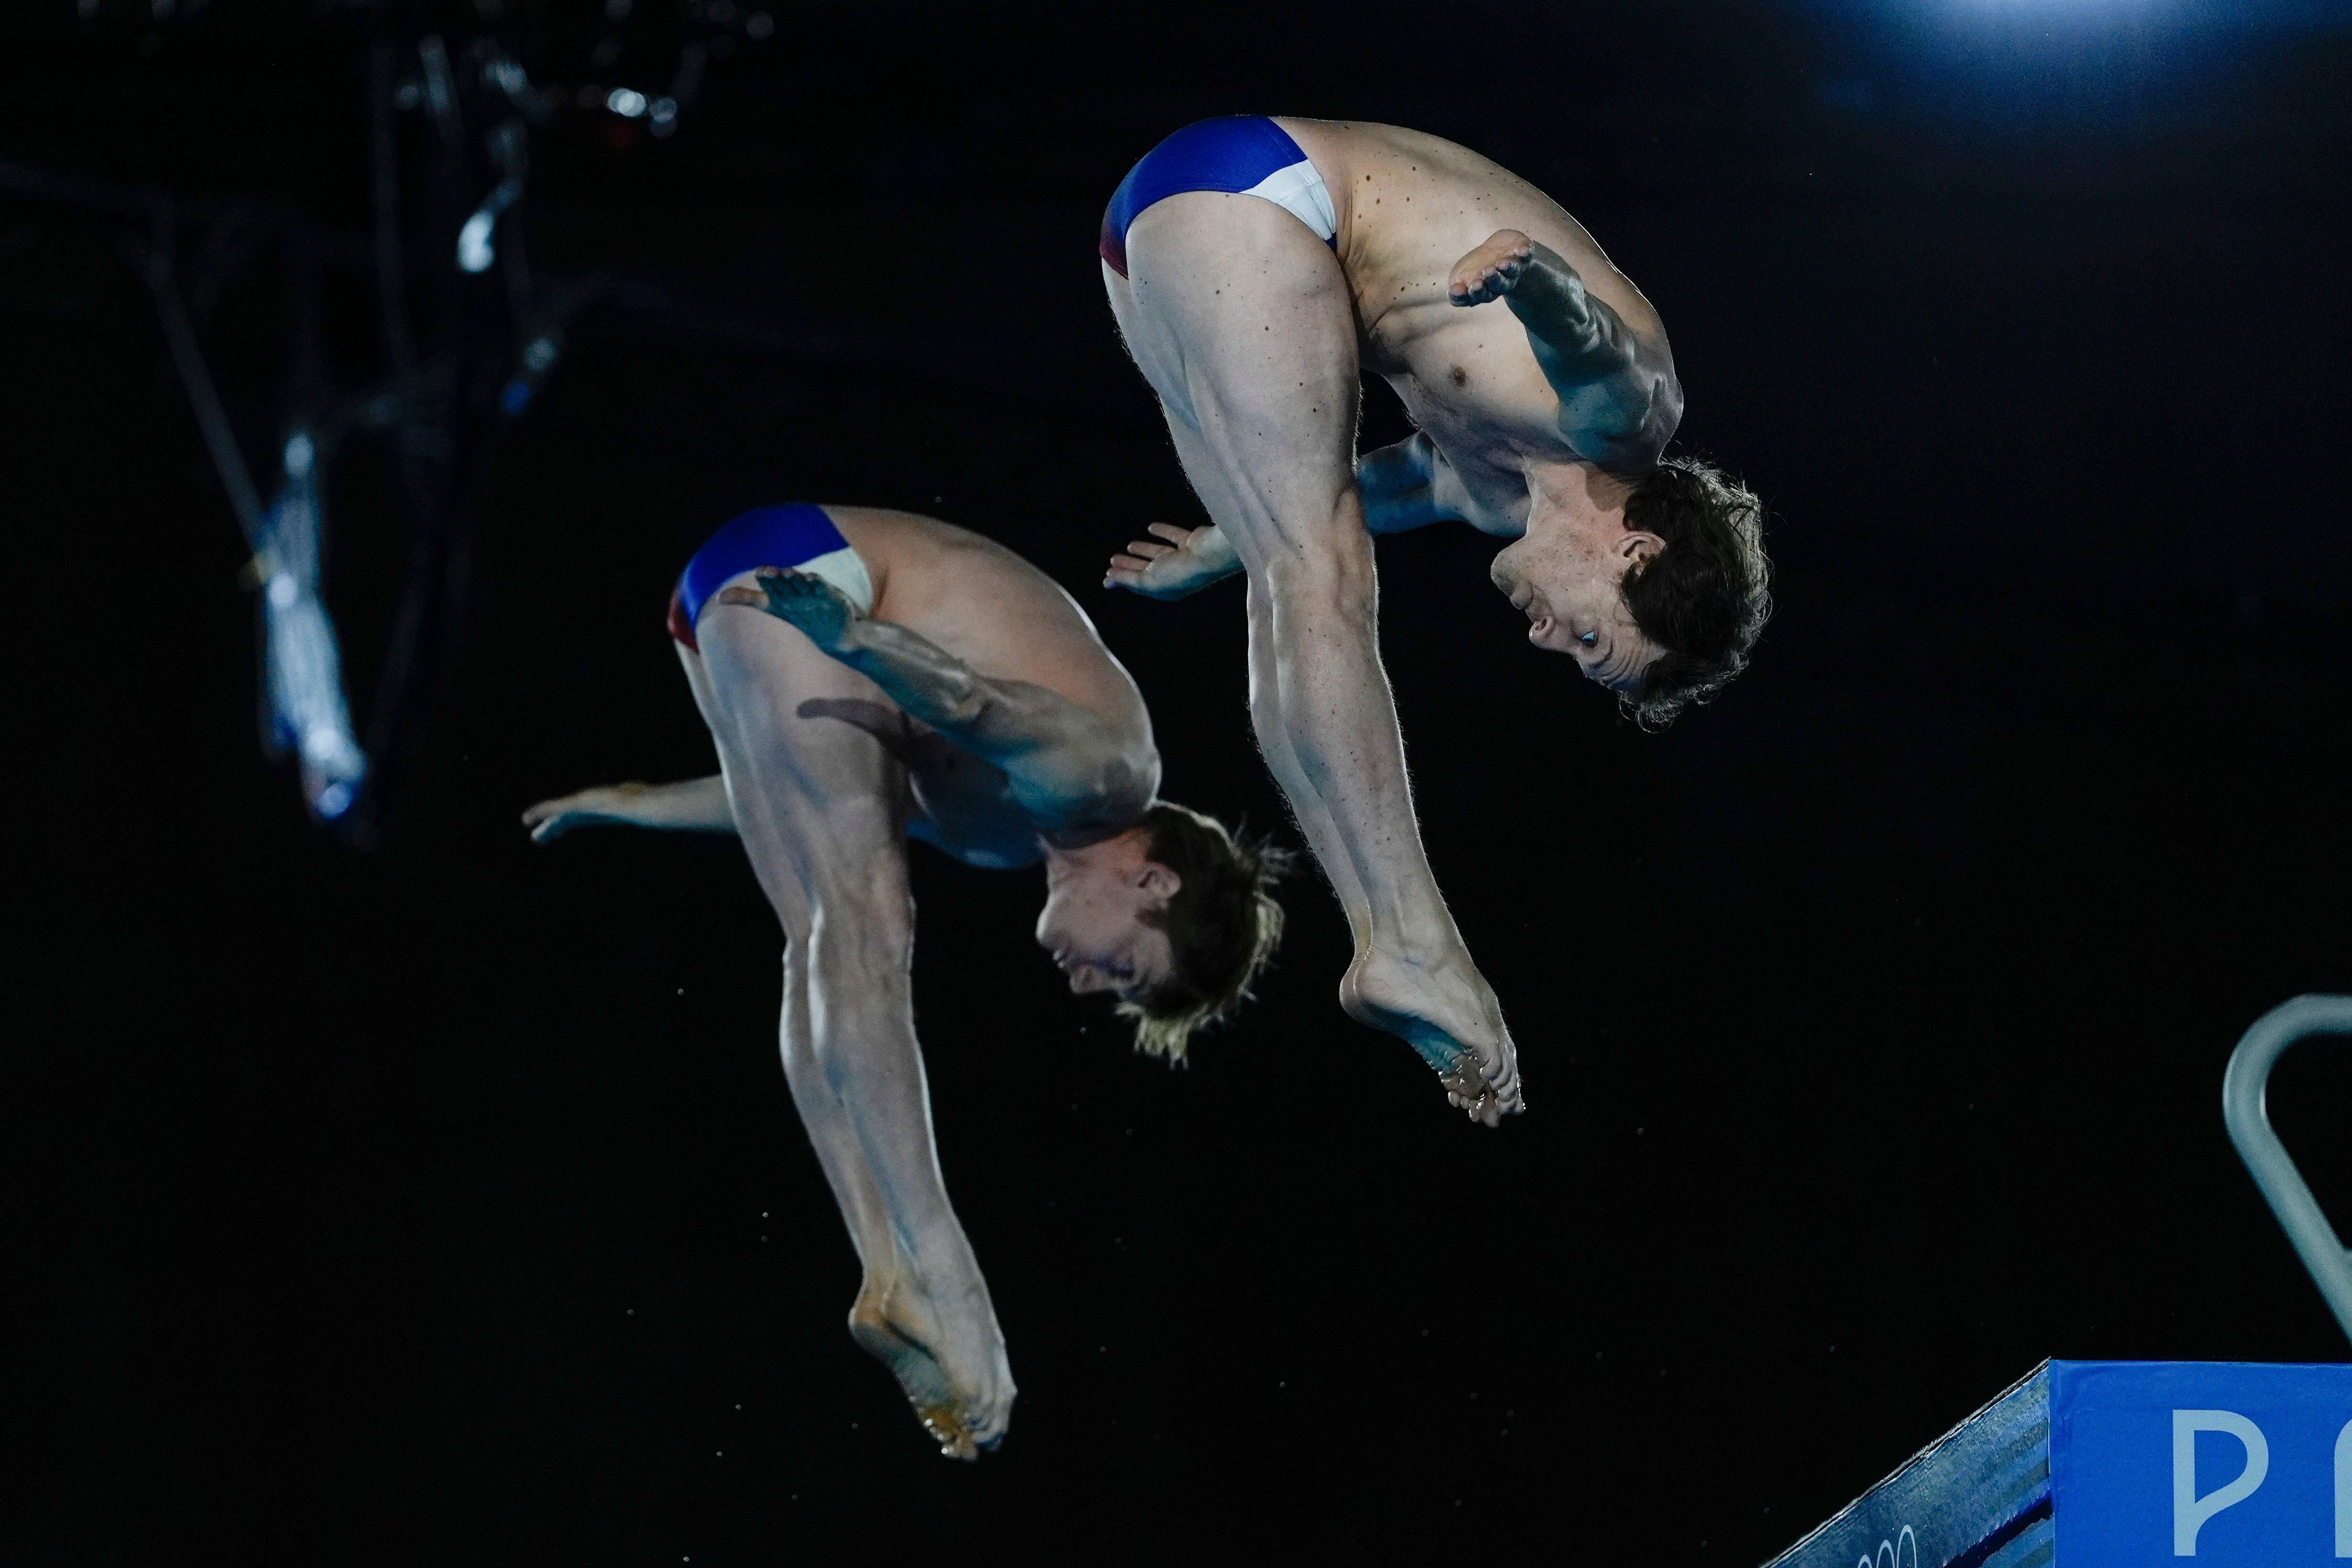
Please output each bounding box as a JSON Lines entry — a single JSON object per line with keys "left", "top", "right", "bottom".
{"left": 1616, "top": 528, "right": 1664, "bottom": 569}
{"left": 1134, "top": 862, "right": 1182, "bottom": 900}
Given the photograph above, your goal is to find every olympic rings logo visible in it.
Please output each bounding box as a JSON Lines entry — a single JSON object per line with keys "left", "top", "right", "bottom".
{"left": 1856, "top": 1525, "right": 1919, "bottom": 1568}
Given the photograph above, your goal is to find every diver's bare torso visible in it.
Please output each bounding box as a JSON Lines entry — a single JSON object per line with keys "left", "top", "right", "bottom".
{"left": 755, "top": 505, "right": 1158, "bottom": 868}
{"left": 1275, "top": 118, "right": 1680, "bottom": 530}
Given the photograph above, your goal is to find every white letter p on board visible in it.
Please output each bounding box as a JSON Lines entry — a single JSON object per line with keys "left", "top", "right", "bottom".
{"left": 2334, "top": 1417, "right": 2349, "bottom": 1557}
{"left": 2173, "top": 1409, "right": 2270, "bottom": 1555}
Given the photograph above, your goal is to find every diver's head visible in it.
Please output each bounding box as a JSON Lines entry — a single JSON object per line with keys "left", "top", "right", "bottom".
{"left": 1491, "top": 455, "right": 1769, "bottom": 725}
{"left": 1034, "top": 805, "right": 1290, "bottom": 1062}
{"left": 1034, "top": 827, "right": 1180, "bottom": 1000}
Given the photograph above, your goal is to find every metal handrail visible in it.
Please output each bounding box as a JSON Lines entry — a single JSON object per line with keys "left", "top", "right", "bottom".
{"left": 2222, "top": 994, "right": 2352, "bottom": 1346}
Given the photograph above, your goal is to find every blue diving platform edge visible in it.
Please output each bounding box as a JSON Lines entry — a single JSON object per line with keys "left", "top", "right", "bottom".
{"left": 1765, "top": 1360, "right": 2351, "bottom": 1568}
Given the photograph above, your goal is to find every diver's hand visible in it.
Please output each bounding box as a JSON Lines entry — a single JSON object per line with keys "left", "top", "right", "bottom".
{"left": 1105, "top": 523, "right": 1240, "bottom": 601}
{"left": 1447, "top": 229, "right": 1538, "bottom": 307}
{"left": 716, "top": 567, "right": 863, "bottom": 656}
{"left": 522, "top": 783, "right": 651, "bottom": 843}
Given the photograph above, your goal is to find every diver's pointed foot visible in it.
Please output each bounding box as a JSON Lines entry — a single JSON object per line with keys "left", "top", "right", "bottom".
{"left": 849, "top": 1269, "right": 1015, "bottom": 1459}
{"left": 1342, "top": 945, "right": 1524, "bottom": 1124}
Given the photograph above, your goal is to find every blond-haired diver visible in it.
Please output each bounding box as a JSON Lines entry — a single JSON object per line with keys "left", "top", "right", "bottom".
{"left": 526, "top": 502, "right": 1284, "bottom": 1457}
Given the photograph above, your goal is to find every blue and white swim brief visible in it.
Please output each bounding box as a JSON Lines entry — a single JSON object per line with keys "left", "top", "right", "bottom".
{"left": 1098, "top": 116, "right": 1338, "bottom": 278}
{"left": 667, "top": 503, "right": 875, "bottom": 652}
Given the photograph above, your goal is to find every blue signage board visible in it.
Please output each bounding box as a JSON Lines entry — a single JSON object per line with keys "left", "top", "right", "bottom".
{"left": 1769, "top": 1361, "right": 2349, "bottom": 1568}
{"left": 2051, "top": 1360, "right": 2350, "bottom": 1566}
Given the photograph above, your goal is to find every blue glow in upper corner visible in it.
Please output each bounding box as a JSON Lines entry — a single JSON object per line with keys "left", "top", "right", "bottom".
{"left": 1804, "top": 0, "right": 2345, "bottom": 31}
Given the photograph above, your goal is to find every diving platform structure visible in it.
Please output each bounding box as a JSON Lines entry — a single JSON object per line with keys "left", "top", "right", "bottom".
{"left": 1766, "top": 996, "right": 2352, "bottom": 1568}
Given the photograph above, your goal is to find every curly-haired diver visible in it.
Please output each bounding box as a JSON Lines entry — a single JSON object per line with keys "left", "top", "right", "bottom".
{"left": 525, "top": 503, "right": 1285, "bottom": 1459}
{"left": 1097, "top": 118, "right": 1770, "bottom": 1125}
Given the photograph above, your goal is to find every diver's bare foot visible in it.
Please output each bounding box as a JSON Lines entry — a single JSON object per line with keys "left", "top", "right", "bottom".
{"left": 715, "top": 568, "right": 863, "bottom": 655}
{"left": 848, "top": 1266, "right": 1014, "bottom": 1460}
{"left": 1341, "top": 945, "right": 1524, "bottom": 1125}
{"left": 1447, "top": 228, "right": 1535, "bottom": 307}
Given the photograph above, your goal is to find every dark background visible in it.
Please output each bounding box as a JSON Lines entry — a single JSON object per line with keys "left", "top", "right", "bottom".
{"left": 12, "top": 0, "right": 2350, "bottom": 1561}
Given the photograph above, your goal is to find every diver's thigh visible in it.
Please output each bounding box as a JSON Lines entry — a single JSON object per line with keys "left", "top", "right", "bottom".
{"left": 1121, "top": 193, "right": 1360, "bottom": 552}
{"left": 676, "top": 640, "right": 726, "bottom": 735}
{"left": 1103, "top": 261, "right": 1183, "bottom": 415}
{"left": 695, "top": 606, "right": 908, "bottom": 902}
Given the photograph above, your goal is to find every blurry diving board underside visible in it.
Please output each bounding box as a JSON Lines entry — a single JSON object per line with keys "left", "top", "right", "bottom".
{"left": 1765, "top": 1361, "right": 2051, "bottom": 1568}
{"left": 1766, "top": 1360, "right": 2352, "bottom": 1567}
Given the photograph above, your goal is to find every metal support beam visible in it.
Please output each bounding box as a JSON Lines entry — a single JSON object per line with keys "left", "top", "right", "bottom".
{"left": 2223, "top": 994, "right": 2352, "bottom": 1346}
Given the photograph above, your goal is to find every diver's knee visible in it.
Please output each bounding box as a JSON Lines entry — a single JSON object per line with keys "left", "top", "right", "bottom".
{"left": 1258, "top": 530, "right": 1375, "bottom": 619}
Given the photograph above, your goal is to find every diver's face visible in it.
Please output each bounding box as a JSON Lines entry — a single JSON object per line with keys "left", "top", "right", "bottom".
{"left": 1489, "top": 476, "right": 1666, "bottom": 692}
{"left": 1033, "top": 860, "right": 1179, "bottom": 1001}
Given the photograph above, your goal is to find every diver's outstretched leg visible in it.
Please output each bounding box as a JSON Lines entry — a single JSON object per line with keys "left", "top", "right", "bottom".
{"left": 681, "top": 619, "right": 1014, "bottom": 1457}
{"left": 1107, "top": 193, "right": 1520, "bottom": 1122}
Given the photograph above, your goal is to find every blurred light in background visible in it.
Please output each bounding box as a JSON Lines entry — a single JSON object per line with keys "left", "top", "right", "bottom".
{"left": 456, "top": 176, "right": 519, "bottom": 273}
{"left": 256, "top": 431, "right": 366, "bottom": 821}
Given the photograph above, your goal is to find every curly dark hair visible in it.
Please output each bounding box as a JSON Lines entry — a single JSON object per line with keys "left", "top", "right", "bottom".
{"left": 1618, "top": 454, "right": 1772, "bottom": 727}
{"left": 1118, "top": 803, "right": 1292, "bottom": 1062}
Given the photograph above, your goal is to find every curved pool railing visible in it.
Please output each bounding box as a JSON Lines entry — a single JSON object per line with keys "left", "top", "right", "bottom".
{"left": 2222, "top": 994, "right": 2352, "bottom": 1347}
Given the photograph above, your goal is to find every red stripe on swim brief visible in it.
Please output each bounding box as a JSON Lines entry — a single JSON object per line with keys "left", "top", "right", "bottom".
{"left": 1098, "top": 203, "right": 1128, "bottom": 278}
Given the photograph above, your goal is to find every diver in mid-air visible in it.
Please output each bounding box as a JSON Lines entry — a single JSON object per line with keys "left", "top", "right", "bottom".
{"left": 524, "top": 502, "right": 1285, "bottom": 1459}
{"left": 1097, "top": 116, "right": 1772, "bottom": 1123}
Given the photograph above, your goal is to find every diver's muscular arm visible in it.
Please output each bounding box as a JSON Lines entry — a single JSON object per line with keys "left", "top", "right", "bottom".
{"left": 1105, "top": 435, "right": 1451, "bottom": 598}
{"left": 523, "top": 776, "right": 736, "bottom": 842}
{"left": 1354, "top": 433, "right": 1451, "bottom": 533}
{"left": 719, "top": 572, "right": 1152, "bottom": 820}
{"left": 1449, "top": 230, "right": 1681, "bottom": 465}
